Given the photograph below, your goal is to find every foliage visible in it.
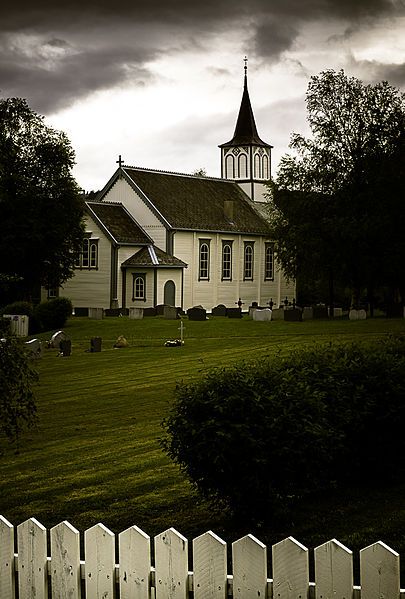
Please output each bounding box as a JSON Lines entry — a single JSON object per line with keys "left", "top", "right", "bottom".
{"left": 33, "top": 297, "right": 73, "bottom": 332}
{"left": 0, "top": 334, "right": 38, "bottom": 448}
{"left": 0, "top": 98, "right": 85, "bottom": 299}
{"left": 270, "top": 70, "right": 405, "bottom": 306}
{"left": 1, "top": 300, "right": 34, "bottom": 318}
{"left": 161, "top": 336, "right": 405, "bottom": 522}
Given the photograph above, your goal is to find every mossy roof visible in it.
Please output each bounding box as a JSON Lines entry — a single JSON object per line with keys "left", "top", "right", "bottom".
{"left": 86, "top": 201, "right": 152, "bottom": 245}
{"left": 122, "top": 246, "right": 187, "bottom": 268}
{"left": 122, "top": 167, "right": 270, "bottom": 235}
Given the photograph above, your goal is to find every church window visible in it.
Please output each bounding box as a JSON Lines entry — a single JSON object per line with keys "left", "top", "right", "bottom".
{"left": 244, "top": 242, "right": 254, "bottom": 280}
{"left": 222, "top": 241, "right": 233, "bottom": 280}
{"left": 238, "top": 154, "right": 247, "bottom": 178}
{"left": 263, "top": 154, "right": 269, "bottom": 180}
{"left": 199, "top": 240, "right": 210, "bottom": 280}
{"left": 75, "top": 237, "right": 99, "bottom": 269}
{"left": 265, "top": 243, "right": 274, "bottom": 280}
{"left": 254, "top": 153, "right": 261, "bottom": 179}
{"left": 132, "top": 274, "right": 146, "bottom": 301}
{"left": 226, "top": 154, "right": 235, "bottom": 178}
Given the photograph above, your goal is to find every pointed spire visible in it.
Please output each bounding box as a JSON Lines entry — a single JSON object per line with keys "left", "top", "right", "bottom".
{"left": 220, "top": 58, "right": 271, "bottom": 148}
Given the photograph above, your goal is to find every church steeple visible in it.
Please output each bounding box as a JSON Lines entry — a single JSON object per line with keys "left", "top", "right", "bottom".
{"left": 219, "top": 58, "right": 273, "bottom": 202}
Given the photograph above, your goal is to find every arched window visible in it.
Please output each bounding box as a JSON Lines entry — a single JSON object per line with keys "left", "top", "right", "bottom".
{"left": 254, "top": 153, "right": 261, "bottom": 179}
{"left": 262, "top": 155, "right": 269, "bottom": 180}
{"left": 225, "top": 155, "right": 235, "bottom": 179}
{"left": 222, "top": 242, "right": 232, "bottom": 280}
{"left": 244, "top": 242, "right": 254, "bottom": 280}
{"left": 133, "top": 274, "right": 146, "bottom": 301}
{"left": 82, "top": 238, "right": 89, "bottom": 267}
{"left": 199, "top": 240, "right": 210, "bottom": 280}
{"left": 265, "top": 243, "right": 274, "bottom": 280}
{"left": 238, "top": 154, "right": 247, "bottom": 179}
{"left": 90, "top": 242, "right": 98, "bottom": 268}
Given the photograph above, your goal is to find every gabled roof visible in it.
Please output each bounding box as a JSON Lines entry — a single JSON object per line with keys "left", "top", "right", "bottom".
{"left": 85, "top": 201, "right": 152, "bottom": 245}
{"left": 121, "top": 245, "right": 187, "bottom": 268}
{"left": 219, "top": 73, "right": 272, "bottom": 148}
{"left": 117, "top": 167, "right": 270, "bottom": 235}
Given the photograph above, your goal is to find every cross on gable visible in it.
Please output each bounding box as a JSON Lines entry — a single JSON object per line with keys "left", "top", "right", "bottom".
{"left": 116, "top": 155, "right": 124, "bottom": 168}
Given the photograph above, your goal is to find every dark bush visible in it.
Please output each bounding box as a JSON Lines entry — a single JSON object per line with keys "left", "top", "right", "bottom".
{"left": 33, "top": 297, "right": 73, "bottom": 332}
{"left": 1, "top": 301, "right": 34, "bottom": 319}
{"left": 161, "top": 336, "right": 405, "bottom": 522}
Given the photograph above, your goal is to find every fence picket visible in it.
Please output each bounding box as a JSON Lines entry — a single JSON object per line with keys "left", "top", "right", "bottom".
{"left": 84, "top": 523, "right": 115, "bottom": 599}
{"left": 17, "top": 517, "right": 48, "bottom": 599}
{"left": 314, "top": 539, "right": 353, "bottom": 599}
{"left": 50, "top": 521, "right": 81, "bottom": 599}
{"left": 360, "top": 541, "right": 400, "bottom": 599}
{"left": 0, "top": 515, "right": 14, "bottom": 599}
{"left": 193, "top": 530, "right": 227, "bottom": 599}
{"left": 154, "top": 528, "right": 188, "bottom": 599}
{"left": 232, "top": 534, "right": 267, "bottom": 598}
{"left": 119, "top": 525, "right": 151, "bottom": 599}
{"left": 272, "top": 536, "right": 309, "bottom": 599}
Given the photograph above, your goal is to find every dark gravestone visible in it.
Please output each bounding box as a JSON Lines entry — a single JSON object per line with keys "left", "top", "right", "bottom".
{"left": 59, "top": 339, "right": 71, "bottom": 356}
{"left": 227, "top": 308, "right": 242, "bottom": 319}
{"left": 143, "top": 307, "right": 157, "bottom": 317}
{"left": 90, "top": 337, "right": 102, "bottom": 352}
{"left": 104, "top": 308, "right": 129, "bottom": 317}
{"left": 313, "top": 305, "right": 328, "bottom": 319}
{"left": 211, "top": 304, "right": 227, "bottom": 317}
{"left": 284, "top": 308, "right": 302, "bottom": 322}
{"left": 187, "top": 306, "right": 207, "bottom": 321}
{"left": 156, "top": 304, "right": 168, "bottom": 316}
{"left": 74, "top": 307, "right": 89, "bottom": 317}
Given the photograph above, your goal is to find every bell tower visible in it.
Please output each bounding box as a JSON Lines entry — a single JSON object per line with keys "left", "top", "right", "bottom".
{"left": 219, "top": 58, "right": 272, "bottom": 202}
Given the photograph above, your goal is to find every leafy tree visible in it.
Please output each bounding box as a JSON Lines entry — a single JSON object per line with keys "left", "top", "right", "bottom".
{"left": 0, "top": 98, "right": 85, "bottom": 301}
{"left": 0, "top": 332, "right": 38, "bottom": 449}
{"left": 271, "top": 70, "right": 405, "bottom": 310}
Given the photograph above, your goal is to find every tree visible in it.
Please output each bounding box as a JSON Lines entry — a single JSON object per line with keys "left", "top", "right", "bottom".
{"left": 0, "top": 98, "right": 85, "bottom": 302}
{"left": 0, "top": 332, "right": 38, "bottom": 449}
{"left": 271, "top": 70, "right": 405, "bottom": 310}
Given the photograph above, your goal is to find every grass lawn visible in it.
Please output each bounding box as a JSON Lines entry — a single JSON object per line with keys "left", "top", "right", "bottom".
{"left": 1, "top": 314, "right": 405, "bottom": 574}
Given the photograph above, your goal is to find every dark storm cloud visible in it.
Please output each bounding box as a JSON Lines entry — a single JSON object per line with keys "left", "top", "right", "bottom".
{"left": 1, "top": 0, "right": 404, "bottom": 113}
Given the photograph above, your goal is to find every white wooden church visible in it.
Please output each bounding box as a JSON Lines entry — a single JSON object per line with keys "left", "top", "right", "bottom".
{"left": 61, "top": 65, "right": 295, "bottom": 312}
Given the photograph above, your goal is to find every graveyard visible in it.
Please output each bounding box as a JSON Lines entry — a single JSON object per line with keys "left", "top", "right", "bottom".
{"left": 1, "top": 313, "right": 405, "bottom": 573}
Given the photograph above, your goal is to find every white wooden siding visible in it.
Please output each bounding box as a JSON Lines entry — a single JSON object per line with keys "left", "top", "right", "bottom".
{"left": 103, "top": 178, "right": 167, "bottom": 250}
{"left": 61, "top": 216, "right": 111, "bottom": 309}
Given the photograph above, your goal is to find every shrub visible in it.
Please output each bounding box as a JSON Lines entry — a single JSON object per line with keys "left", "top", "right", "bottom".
{"left": 33, "top": 297, "right": 73, "bottom": 332}
{"left": 1, "top": 301, "right": 34, "bottom": 319}
{"left": 161, "top": 336, "right": 405, "bottom": 522}
{"left": 0, "top": 334, "right": 38, "bottom": 449}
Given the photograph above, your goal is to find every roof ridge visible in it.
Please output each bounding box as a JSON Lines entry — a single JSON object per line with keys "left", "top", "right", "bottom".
{"left": 122, "top": 165, "right": 235, "bottom": 183}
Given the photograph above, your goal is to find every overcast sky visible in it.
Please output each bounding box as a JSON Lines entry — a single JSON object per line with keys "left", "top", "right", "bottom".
{"left": 2, "top": 0, "right": 405, "bottom": 191}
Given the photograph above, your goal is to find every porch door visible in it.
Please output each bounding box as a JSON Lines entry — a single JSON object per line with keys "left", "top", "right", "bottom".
{"left": 164, "top": 280, "right": 176, "bottom": 306}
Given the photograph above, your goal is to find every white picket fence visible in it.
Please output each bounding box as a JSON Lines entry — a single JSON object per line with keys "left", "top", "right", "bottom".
{"left": 1, "top": 515, "right": 404, "bottom": 599}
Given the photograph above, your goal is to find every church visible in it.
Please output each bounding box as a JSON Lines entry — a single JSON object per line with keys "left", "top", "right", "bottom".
{"left": 60, "top": 64, "right": 295, "bottom": 312}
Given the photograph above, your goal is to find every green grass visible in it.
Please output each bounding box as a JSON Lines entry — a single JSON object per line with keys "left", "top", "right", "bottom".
{"left": 1, "top": 314, "right": 405, "bottom": 571}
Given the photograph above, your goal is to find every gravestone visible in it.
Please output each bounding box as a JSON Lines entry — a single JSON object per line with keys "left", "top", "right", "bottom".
{"left": 302, "top": 307, "right": 313, "bottom": 320}
{"left": 50, "top": 330, "right": 67, "bottom": 348}
{"left": 211, "top": 304, "right": 227, "bottom": 317}
{"left": 271, "top": 308, "right": 284, "bottom": 320}
{"left": 227, "top": 308, "right": 242, "bottom": 318}
{"left": 187, "top": 306, "right": 207, "bottom": 321}
{"left": 3, "top": 314, "right": 29, "bottom": 337}
{"left": 90, "top": 337, "right": 102, "bottom": 352}
{"left": 329, "top": 307, "right": 343, "bottom": 318}
{"left": 59, "top": 339, "right": 71, "bottom": 356}
{"left": 349, "top": 309, "right": 367, "bottom": 320}
{"left": 143, "top": 307, "right": 157, "bottom": 317}
{"left": 25, "top": 338, "right": 42, "bottom": 359}
{"left": 129, "top": 307, "right": 144, "bottom": 319}
{"left": 284, "top": 308, "right": 302, "bottom": 322}
{"left": 74, "top": 307, "right": 89, "bottom": 317}
{"left": 104, "top": 308, "right": 128, "bottom": 317}
{"left": 313, "top": 305, "right": 328, "bottom": 319}
{"left": 252, "top": 308, "right": 272, "bottom": 321}
{"left": 164, "top": 306, "right": 178, "bottom": 320}
{"left": 88, "top": 307, "right": 103, "bottom": 320}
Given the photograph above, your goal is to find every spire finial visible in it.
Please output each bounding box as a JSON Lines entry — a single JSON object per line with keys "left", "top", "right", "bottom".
{"left": 244, "top": 56, "right": 248, "bottom": 77}
{"left": 116, "top": 154, "right": 124, "bottom": 168}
